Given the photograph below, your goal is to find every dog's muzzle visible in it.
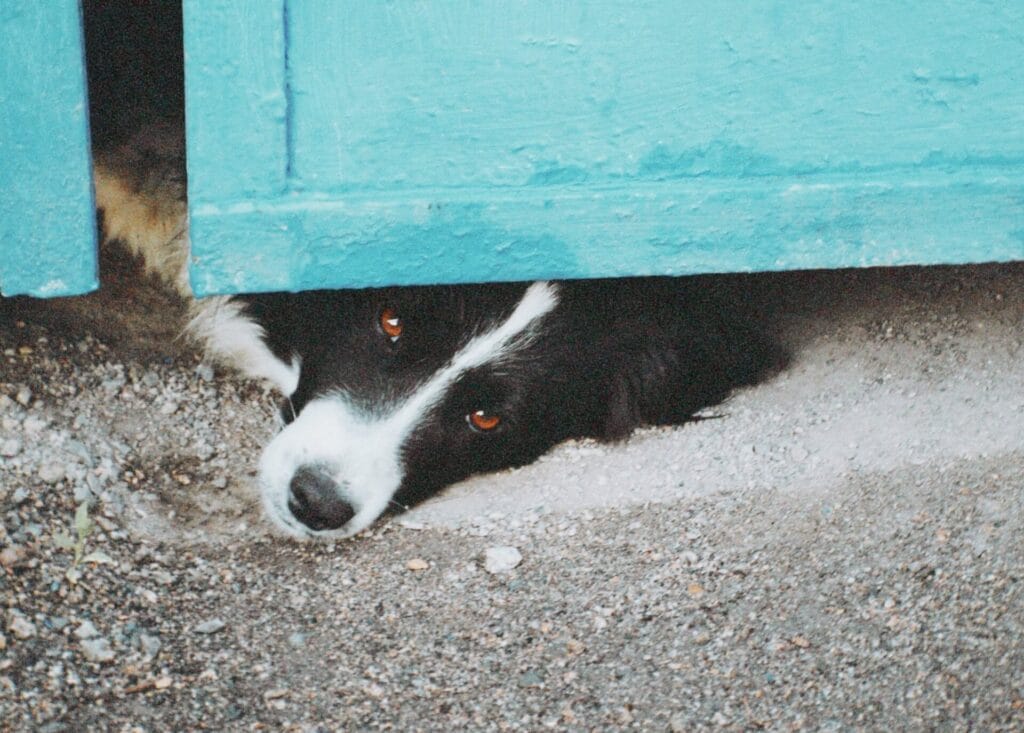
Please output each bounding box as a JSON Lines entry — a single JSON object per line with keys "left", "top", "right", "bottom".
{"left": 286, "top": 464, "right": 355, "bottom": 531}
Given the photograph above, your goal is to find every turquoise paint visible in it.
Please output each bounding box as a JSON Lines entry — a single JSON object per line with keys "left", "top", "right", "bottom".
{"left": 181, "top": 1, "right": 1024, "bottom": 294}
{"left": 188, "top": 173, "right": 1024, "bottom": 293}
{"left": 182, "top": 2, "right": 287, "bottom": 201}
{"left": 0, "top": 0, "right": 97, "bottom": 297}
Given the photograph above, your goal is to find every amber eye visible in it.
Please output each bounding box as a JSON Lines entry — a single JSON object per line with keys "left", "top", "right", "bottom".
{"left": 467, "top": 410, "right": 501, "bottom": 432}
{"left": 379, "top": 307, "right": 403, "bottom": 342}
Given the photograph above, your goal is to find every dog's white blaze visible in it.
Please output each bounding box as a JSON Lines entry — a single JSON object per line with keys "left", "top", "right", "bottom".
{"left": 259, "top": 282, "right": 560, "bottom": 538}
{"left": 387, "top": 281, "right": 559, "bottom": 436}
{"left": 188, "top": 297, "right": 301, "bottom": 396}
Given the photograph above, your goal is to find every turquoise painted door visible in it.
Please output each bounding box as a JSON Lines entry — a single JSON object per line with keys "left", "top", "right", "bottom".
{"left": 183, "top": 1, "right": 1024, "bottom": 296}
{"left": 0, "top": 0, "right": 98, "bottom": 297}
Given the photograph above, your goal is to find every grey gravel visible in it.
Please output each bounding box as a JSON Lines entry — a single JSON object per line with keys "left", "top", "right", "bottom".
{"left": 2, "top": 262, "right": 1024, "bottom": 731}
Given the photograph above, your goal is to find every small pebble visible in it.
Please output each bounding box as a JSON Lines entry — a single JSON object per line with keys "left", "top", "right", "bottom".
{"left": 23, "top": 416, "right": 47, "bottom": 433}
{"left": 80, "top": 637, "right": 116, "bottom": 663}
{"left": 194, "top": 618, "right": 226, "bottom": 635}
{"left": 0, "top": 544, "right": 28, "bottom": 568}
{"left": 483, "top": 546, "right": 522, "bottom": 574}
{"left": 406, "top": 558, "right": 430, "bottom": 571}
{"left": 518, "top": 670, "right": 544, "bottom": 687}
{"left": 15, "top": 385, "right": 32, "bottom": 406}
{"left": 159, "top": 401, "right": 179, "bottom": 416}
{"left": 101, "top": 376, "right": 126, "bottom": 394}
{"left": 37, "top": 463, "right": 65, "bottom": 484}
{"left": 0, "top": 439, "right": 21, "bottom": 457}
{"left": 73, "top": 483, "right": 94, "bottom": 503}
{"left": 195, "top": 363, "right": 215, "bottom": 382}
{"left": 7, "top": 611, "right": 36, "bottom": 639}
{"left": 74, "top": 621, "right": 99, "bottom": 640}
{"left": 65, "top": 440, "right": 93, "bottom": 465}
{"left": 139, "top": 633, "right": 162, "bottom": 656}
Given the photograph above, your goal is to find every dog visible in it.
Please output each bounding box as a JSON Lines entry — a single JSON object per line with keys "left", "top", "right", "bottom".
{"left": 93, "top": 124, "right": 781, "bottom": 539}
{"left": 86, "top": 2, "right": 782, "bottom": 539}
{"left": 92, "top": 124, "right": 778, "bottom": 536}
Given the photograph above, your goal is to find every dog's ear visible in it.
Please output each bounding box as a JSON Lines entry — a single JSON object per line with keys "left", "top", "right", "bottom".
{"left": 598, "top": 346, "right": 673, "bottom": 441}
{"left": 596, "top": 319, "right": 785, "bottom": 442}
{"left": 603, "top": 372, "right": 646, "bottom": 441}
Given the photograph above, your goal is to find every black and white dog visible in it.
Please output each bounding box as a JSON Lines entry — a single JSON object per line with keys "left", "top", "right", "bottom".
{"left": 86, "top": 3, "right": 782, "bottom": 540}
{"left": 240, "top": 278, "right": 780, "bottom": 539}
{"left": 93, "top": 126, "right": 781, "bottom": 540}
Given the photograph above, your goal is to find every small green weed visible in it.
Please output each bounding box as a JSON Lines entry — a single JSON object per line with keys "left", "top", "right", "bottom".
{"left": 52, "top": 501, "right": 114, "bottom": 583}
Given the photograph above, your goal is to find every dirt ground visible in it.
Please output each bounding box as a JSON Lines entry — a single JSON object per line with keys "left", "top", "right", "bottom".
{"left": 1, "top": 258, "right": 1023, "bottom": 731}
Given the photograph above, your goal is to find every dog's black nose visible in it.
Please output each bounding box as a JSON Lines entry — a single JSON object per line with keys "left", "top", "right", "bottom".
{"left": 287, "top": 465, "right": 355, "bottom": 531}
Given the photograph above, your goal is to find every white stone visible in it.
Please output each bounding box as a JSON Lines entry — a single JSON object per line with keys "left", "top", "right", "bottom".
{"left": 80, "top": 637, "right": 115, "bottom": 663}
{"left": 483, "top": 546, "right": 523, "bottom": 574}
{"left": 74, "top": 620, "right": 99, "bottom": 640}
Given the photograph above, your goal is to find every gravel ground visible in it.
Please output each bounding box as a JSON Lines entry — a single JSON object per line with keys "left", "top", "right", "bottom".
{"left": 1, "top": 259, "right": 1023, "bottom": 731}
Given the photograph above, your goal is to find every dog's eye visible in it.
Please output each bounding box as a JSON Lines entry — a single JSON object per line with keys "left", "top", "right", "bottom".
{"left": 467, "top": 410, "right": 501, "bottom": 432}
{"left": 378, "top": 307, "right": 403, "bottom": 342}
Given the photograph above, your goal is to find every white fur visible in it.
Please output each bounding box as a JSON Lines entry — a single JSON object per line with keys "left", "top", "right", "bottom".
{"left": 187, "top": 298, "right": 301, "bottom": 396}
{"left": 259, "top": 282, "right": 561, "bottom": 538}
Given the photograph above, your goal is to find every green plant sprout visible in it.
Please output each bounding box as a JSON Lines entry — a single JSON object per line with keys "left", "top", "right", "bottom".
{"left": 52, "top": 501, "right": 114, "bottom": 583}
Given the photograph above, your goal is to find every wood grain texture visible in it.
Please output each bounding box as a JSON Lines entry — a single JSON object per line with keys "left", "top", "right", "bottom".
{"left": 0, "top": 0, "right": 97, "bottom": 297}
{"left": 184, "top": 1, "right": 1024, "bottom": 295}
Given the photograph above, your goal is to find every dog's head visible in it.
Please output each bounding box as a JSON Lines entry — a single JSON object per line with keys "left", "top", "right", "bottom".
{"left": 250, "top": 281, "right": 583, "bottom": 539}
{"left": 197, "top": 277, "right": 776, "bottom": 540}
